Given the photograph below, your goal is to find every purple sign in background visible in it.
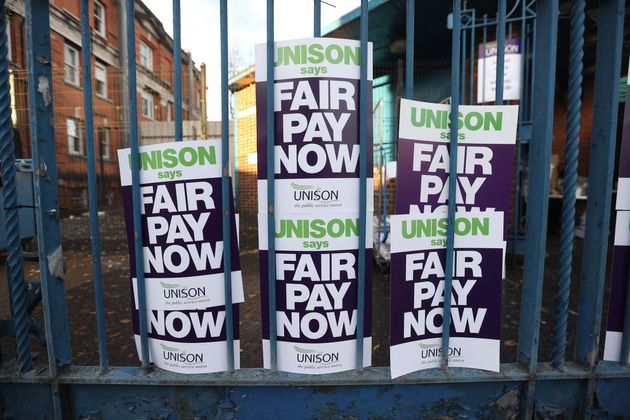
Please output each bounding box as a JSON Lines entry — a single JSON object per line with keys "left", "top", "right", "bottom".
{"left": 259, "top": 249, "right": 372, "bottom": 343}
{"left": 390, "top": 248, "right": 502, "bottom": 346}
{"left": 256, "top": 78, "right": 373, "bottom": 180}
{"left": 479, "top": 38, "right": 521, "bottom": 58}
{"left": 395, "top": 138, "right": 515, "bottom": 215}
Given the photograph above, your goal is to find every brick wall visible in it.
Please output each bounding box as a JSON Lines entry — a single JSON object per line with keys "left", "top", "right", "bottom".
{"left": 234, "top": 83, "right": 257, "bottom": 214}
{"left": 6, "top": 1, "right": 203, "bottom": 212}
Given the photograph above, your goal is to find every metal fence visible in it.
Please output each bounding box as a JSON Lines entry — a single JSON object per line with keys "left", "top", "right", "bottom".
{"left": 0, "top": 0, "right": 629, "bottom": 418}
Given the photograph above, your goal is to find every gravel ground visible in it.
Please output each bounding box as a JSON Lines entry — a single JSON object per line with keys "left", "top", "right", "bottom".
{"left": 0, "top": 208, "right": 610, "bottom": 369}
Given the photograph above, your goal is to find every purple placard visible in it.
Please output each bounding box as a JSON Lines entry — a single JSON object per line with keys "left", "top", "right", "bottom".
{"left": 604, "top": 210, "right": 630, "bottom": 362}
{"left": 259, "top": 249, "right": 373, "bottom": 343}
{"left": 255, "top": 38, "right": 374, "bottom": 373}
{"left": 395, "top": 138, "right": 515, "bottom": 215}
{"left": 256, "top": 78, "right": 373, "bottom": 180}
{"left": 390, "top": 247, "right": 502, "bottom": 346}
{"left": 118, "top": 140, "right": 242, "bottom": 373}
{"left": 122, "top": 179, "right": 241, "bottom": 279}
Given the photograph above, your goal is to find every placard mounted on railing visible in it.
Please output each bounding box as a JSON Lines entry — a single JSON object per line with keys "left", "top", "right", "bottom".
{"left": 390, "top": 99, "right": 518, "bottom": 377}
{"left": 395, "top": 100, "right": 519, "bottom": 217}
{"left": 118, "top": 140, "right": 243, "bottom": 373}
{"left": 477, "top": 38, "right": 521, "bottom": 103}
{"left": 604, "top": 68, "right": 630, "bottom": 363}
{"left": 390, "top": 211, "right": 504, "bottom": 377}
{"left": 255, "top": 37, "right": 374, "bottom": 374}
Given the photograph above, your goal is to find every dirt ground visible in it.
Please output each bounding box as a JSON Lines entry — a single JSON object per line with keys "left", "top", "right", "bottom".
{"left": 0, "top": 208, "right": 610, "bottom": 369}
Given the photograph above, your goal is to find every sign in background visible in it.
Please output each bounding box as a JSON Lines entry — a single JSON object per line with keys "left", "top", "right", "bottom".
{"left": 477, "top": 38, "right": 521, "bottom": 103}
{"left": 119, "top": 140, "right": 243, "bottom": 373}
{"left": 255, "top": 37, "right": 374, "bottom": 374}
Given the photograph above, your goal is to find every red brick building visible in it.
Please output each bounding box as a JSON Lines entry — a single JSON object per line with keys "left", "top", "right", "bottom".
{"left": 5, "top": 0, "right": 203, "bottom": 211}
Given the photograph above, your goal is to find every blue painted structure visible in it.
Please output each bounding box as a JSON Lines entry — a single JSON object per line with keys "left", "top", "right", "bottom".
{"left": 0, "top": 0, "right": 629, "bottom": 418}
{"left": 0, "top": 160, "right": 36, "bottom": 251}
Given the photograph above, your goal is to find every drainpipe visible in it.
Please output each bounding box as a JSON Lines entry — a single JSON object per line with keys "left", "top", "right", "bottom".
{"left": 188, "top": 51, "right": 194, "bottom": 121}
{"left": 117, "top": 0, "right": 130, "bottom": 147}
{"left": 201, "top": 63, "right": 207, "bottom": 138}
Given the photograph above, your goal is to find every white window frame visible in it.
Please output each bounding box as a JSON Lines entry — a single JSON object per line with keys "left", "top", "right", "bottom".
{"left": 139, "top": 41, "right": 153, "bottom": 71}
{"left": 166, "top": 101, "right": 173, "bottom": 121}
{"left": 95, "top": 62, "right": 107, "bottom": 98}
{"left": 141, "top": 91, "right": 154, "bottom": 119}
{"left": 67, "top": 119, "right": 83, "bottom": 156}
{"left": 94, "top": 1, "right": 106, "bottom": 37}
{"left": 64, "top": 44, "right": 80, "bottom": 87}
{"left": 98, "top": 127, "right": 110, "bottom": 159}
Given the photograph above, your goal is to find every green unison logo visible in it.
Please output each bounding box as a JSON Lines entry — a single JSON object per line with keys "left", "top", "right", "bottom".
{"left": 160, "top": 281, "right": 208, "bottom": 302}
{"left": 294, "top": 345, "right": 340, "bottom": 365}
{"left": 160, "top": 343, "right": 204, "bottom": 365}
{"left": 418, "top": 343, "right": 462, "bottom": 358}
{"left": 291, "top": 182, "right": 340, "bottom": 204}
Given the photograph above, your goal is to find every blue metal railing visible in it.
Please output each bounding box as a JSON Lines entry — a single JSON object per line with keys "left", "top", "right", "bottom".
{"left": 220, "top": 0, "right": 235, "bottom": 372}
{"left": 79, "top": 0, "right": 108, "bottom": 373}
{"left": 266, "top": 0, "right": 278, "bottom": 372}
{"left": 0, "top": 0, "right": 629, "bottom": 418}
{"left": 552, "top": 0, "right": 584, "bottom": 369}
{"left": 125, "top": 0, "right": 150, "bottom": 369}
{"left": 441, "top": 0, "right": 462, "bottom": 369}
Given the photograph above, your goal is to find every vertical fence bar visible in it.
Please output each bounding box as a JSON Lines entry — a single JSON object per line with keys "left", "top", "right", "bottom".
{"left": 79, "top": 0, "right": 109, "bottom": 373}
{"left": 517, "top": 0, "right": 558, "bottom": 370}
{"left": 468, "top": 10, "right": 475, "bottom": 105}
{"left": 405, "top": 0, "right": 414, "bottom": 99}
{"left": 0, "top": 7, "right": 31, "bottom": 372}
{"left": 440, "top": 0, "right": 461, "bottom": 369}
{"left": 25, "top": 0, "right": 73, "bottom": 368}
{"left": 266, "top": 0, "right": 278, "bottom": 371}
{"left": 486, "top": 15, "right": 488, "bottom": 103}
{"left": 355, "top": 0, "right": 368, "bottom": 371}
{"left": 517, "top": 0, "right": 558, "bottom": 415}
{"left": 512, "top": 1, "right": 528, "bottom": 245}
{"left": 173, "top": 0, "right": 183, "bottom": 141}
{"left": 232, "top": 94, "right": 239, "bottom": 211}
{"left": 25, "top": 0, "right": 71, "bottom": 415}
{"left": 219, "top": 0, "right": 235, "bottom": 372}
{"left": 552, "top": 0, "right": 584, "bottom": 369}
{"left": 495, "top": 0, "right": 506, "bottom": 105}
{"left": 314, "top": 0, "right": 321, "bottom": 37}
{"left": 575, "top": 0, "right": 625, "bottom": 368}
{"left": 126, "top": 0, "right": 150, "bottom": 369}
{"left": 461, "top": 26, "right": 467, "bottom": 101}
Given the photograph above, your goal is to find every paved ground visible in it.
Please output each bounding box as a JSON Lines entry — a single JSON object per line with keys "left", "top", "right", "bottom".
{"left": 0, "top": 208, "right": 610, "bottom": 369}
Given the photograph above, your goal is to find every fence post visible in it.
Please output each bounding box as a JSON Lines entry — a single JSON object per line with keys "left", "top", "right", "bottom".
{"left": 0, "top": 6, "right": 32, "bottom": 373}
{"left": 575, "top": 0, "right": 625, "bottom": 369}
{"left": 552, "top": 0, "right": 585, "bottom": 370}
{"left": 516, "top": 0, "right": 559, "bottom": 415}
{"left": 173, "top": 0, "right": 183, "bottom": 141}
{"left": 79, "top": 0, "right": 109, "bottom": 373}
{"left": 220, "top": 0, "right": 235, "bottom": 372}
{"left": 266, "top": 0, "right": 277, "bottom": 371}
{"left": 24, "top": 0, "right": 73, "bottom": 368}
{"left": 440, "top": 0, "right": 461, "bottom": 369}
